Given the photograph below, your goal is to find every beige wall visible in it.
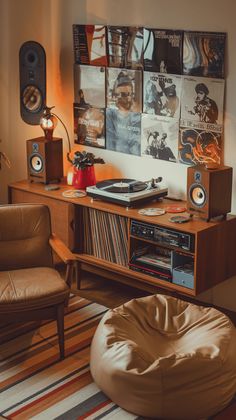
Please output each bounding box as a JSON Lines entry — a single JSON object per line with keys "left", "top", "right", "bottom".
{"left": 1, "top": 0, "right": 236, "bottom": 310}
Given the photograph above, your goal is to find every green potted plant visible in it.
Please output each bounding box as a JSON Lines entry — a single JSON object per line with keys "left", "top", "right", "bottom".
{"left": 67, "top": 150, "right": 105, "bottom": 188}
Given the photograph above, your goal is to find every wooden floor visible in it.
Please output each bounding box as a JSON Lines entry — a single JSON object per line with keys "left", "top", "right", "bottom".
{"left": 71, "top": 270, "right": 148, "bottom": 308}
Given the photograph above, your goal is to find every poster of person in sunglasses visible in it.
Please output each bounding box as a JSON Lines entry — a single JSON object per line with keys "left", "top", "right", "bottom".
{"left": 106, "top": 69, "right": 142, "bottom": 155}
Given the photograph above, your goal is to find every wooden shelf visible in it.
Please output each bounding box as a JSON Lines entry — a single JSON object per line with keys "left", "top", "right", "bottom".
{"left": 76, "top": 253, "right": 196, "bottom": 296}
{"left": 8, "top": 179, "right": 236, "bottom": 297}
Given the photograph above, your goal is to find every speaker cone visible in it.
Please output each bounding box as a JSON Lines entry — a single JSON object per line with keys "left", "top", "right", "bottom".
{"left": 22, "top": 85, "right": 42, "bottom": 112}
{"left": 189, "top": 185, "right": 206, "bottom": 207}
{"left": 30, "top": 154, "right": 43, "bottom": 173}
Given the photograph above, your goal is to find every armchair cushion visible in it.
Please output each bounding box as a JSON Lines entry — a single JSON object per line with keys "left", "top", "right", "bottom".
{"left": 0, "top": 267, "right": 69, "bottom": 312}
{"left": 0, "top": 204, "right": 53, "bottom": 270}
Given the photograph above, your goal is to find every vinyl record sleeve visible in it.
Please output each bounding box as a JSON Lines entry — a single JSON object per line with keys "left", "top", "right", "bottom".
{"left": 74, "top": 64, "right": 106, "bottom": 108}
{"left": 141, "top": 114, "right": 179, "bottom": 163}
{"left": 143, "top": 71, "right": 182, "bottom": 119}
{"left": 183, "top": 31, "right": 226, "bottom": 79}
{"left": 107, "top": 25, "right": 143, "bottom": 69}
{"left": 106, "top": 67, "right": 142, "bottom": 112}
{"left": 74, "top": 104, "right": 105, "bottom": 148}
{"left": 73, "top": 24, "right": 108, "bottom": 66}
{"left": 178, "top": 127, "right": 222, "bottom": 166}
{"left": 106, "top": 108, "right": 141, "bottom": 156}
{"left": 180, "top": 76, "right": 225, "bottom": 133}
{"left": 143, "top": 28, "right": 183, "bottom": 74}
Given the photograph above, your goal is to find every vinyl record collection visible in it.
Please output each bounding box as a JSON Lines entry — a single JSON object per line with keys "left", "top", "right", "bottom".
{"left": 82, "top": 208, "right": 128, "bottom": 266}
{"left": 73, "top": 24, "right": 226, "bottom": 166}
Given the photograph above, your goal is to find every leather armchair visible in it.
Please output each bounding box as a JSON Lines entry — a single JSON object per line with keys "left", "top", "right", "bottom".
{"left": 0, "top": 203, "right": 77, "bottom": 359}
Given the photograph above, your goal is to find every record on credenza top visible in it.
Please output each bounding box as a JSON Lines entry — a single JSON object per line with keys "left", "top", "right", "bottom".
{"left": 96, "top": 178, "right": 147, "bottom": 193}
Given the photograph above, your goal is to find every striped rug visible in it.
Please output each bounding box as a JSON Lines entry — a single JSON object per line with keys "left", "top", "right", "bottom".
{"left": 0, "top": 295, "right": 139, "bottom": 420}
{"left": 1, "top": 295, "right": 235, "bottom": 420}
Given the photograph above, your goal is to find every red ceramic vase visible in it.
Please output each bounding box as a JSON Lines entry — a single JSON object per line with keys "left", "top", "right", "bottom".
{"left": 72, "top": 166, "right": 96, "bottom": 189}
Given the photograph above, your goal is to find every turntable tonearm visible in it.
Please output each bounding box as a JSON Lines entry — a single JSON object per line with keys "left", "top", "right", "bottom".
{"left": 86, "top": 178, "right": 168, "bottom": 207}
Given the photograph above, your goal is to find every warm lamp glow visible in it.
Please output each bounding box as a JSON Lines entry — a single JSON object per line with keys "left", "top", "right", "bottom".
{"left": 39, "top": 105, "right": 71, "bottom": 153}
{"left": 67, "top": 167, "right": 74, "bottom": 185}
{"left": 40, "top": 106, "right": 57, "bottom": 140}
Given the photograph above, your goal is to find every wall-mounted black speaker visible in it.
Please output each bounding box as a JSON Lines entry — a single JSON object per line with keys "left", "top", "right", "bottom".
{"left": 19, "top": 41, "right": 46, "bottom": 125}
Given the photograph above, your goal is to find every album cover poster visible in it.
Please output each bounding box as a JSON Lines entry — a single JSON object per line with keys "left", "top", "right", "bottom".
{"left": 74, "top": 64, "right": 106, "bottom": 108}
{"left": 107, "top": 26, "right": 143, "bottom": 69}
{"left": 143, "top": 71, "right": 182, "bottom": 119}
{"left": 183, "top": 31, "right": 226, "bottom": 79}
{"left": 74, "top": 104, "right": 105, "bottom": 148}
{"left": 180, "top": 76, "right": 225, "bottom": 134}
{"left": 143, "top": 28, "right": 183, "bottom": 74}
{"left": 106, "top": 67, "right": 142, "bottom": 112}
{"left": 73, "top": 24, "right": 108, "bottom": 66}
{"left": 141, "top": 114, "right": 179, "bottom": 163}
{"left": 178, "top": 127, "right": 222, "bottom": 166}
{"left": 106, "top": 108, "right": 141, "bottom": 156}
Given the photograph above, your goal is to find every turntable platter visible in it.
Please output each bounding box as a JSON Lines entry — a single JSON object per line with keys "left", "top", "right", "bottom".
{"left": 96, "top": 179, "right": 147, "bottom": 193}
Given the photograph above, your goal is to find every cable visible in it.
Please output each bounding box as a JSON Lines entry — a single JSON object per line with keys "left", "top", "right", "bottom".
{"left": 51, "top": 112, "right": 72, "bottom": 153}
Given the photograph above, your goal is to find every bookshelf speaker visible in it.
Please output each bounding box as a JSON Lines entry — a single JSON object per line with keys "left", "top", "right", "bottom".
{"left": 187, "top": 165, "right": 232, "bottom": 221}
{"left": 19, "top": 41, "right": 46, "bottom": 125}
{"left": 27, "top": 137, "right": 63, "bottom": 184}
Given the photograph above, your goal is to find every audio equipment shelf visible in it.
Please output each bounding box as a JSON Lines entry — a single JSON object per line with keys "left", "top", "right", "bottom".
{"left": 8, "top": 179, "right": 236, "bottom": 297}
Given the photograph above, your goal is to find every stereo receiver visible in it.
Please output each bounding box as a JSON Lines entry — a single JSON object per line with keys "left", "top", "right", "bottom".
{"left": 130, "top": 220, "right": 195, "bottom": 252}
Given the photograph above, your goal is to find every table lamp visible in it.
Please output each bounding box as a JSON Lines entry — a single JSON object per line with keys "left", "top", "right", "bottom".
{"left": 27, "top": 105, "right": 72, "bottom": 184}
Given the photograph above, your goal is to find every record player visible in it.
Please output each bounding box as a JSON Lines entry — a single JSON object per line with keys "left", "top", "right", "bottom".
{"left": 86, "top": 178, "right": 168, "bottom": 207}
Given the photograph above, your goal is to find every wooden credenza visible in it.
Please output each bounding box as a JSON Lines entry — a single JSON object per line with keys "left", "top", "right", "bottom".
{"left": 8, "top": 179, "right": 236, "bottom": 297}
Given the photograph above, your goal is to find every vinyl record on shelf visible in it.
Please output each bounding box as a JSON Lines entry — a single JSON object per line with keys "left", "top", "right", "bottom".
{"left": 164, "top": 205, "right": 187, "bottom": 213}
{"left": 138, "top": 208, "right": 166, "bottom": 216}
{"left": 96, "top": 179, "right": 147, "bottom": 193}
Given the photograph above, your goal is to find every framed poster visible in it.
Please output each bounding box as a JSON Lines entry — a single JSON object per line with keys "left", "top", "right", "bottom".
{"left": 143, "top": 71, "right": 182, "bottom": 119}
{"left": 183, "top": 31, "right": 226, "bottom": 78}
{"left": 180, "top": 76, "right": 225, "bottom": 133}
{"left": 106, "top": 108, "right": 141, "bottom": 156}
{"left": 73, "top": 25, "right": 108, "bottom": 66}
{"left": 74, "top": 104, "right": 105, "bottom": 149}
{"left": 179, "top": 128, "right": 222, "bottom": 166}
{"left": 141, "top": 114, "right": 178, "bottom": 163}
{"left": 107, "top": 67, "right": 142, "bottom": 112}
{"left": 74, "top": 64, "right": 106, "bottom": 108}
{"left": 107, "top": 26, "right": 143, "bottom": 69}
{"left": 143, "top": 28, "right": 183, "bottom": 74}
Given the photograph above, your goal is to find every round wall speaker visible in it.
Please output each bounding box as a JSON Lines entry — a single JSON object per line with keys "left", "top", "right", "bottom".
{"left": 189, "top": 184, "right": 207, "bottom": 207}
{"left": 29, "top": 154, "right": 44, "bottom": 173}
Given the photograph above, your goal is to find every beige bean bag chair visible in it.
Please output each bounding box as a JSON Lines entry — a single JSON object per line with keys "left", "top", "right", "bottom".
{"left": 90, "top": 294, "right": 236, "bottom": 419}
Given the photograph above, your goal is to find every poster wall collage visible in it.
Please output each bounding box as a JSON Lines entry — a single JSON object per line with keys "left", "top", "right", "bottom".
{"left": 73, "top": 25, "right": 226, "bottom": 166}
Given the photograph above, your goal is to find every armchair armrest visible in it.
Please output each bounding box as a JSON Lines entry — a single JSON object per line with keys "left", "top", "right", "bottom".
{"left": 49, "top": 234, "right": 77, "bottom": 289}
{"left": 49, "top": 234, "right": 77, "bottom": 265}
